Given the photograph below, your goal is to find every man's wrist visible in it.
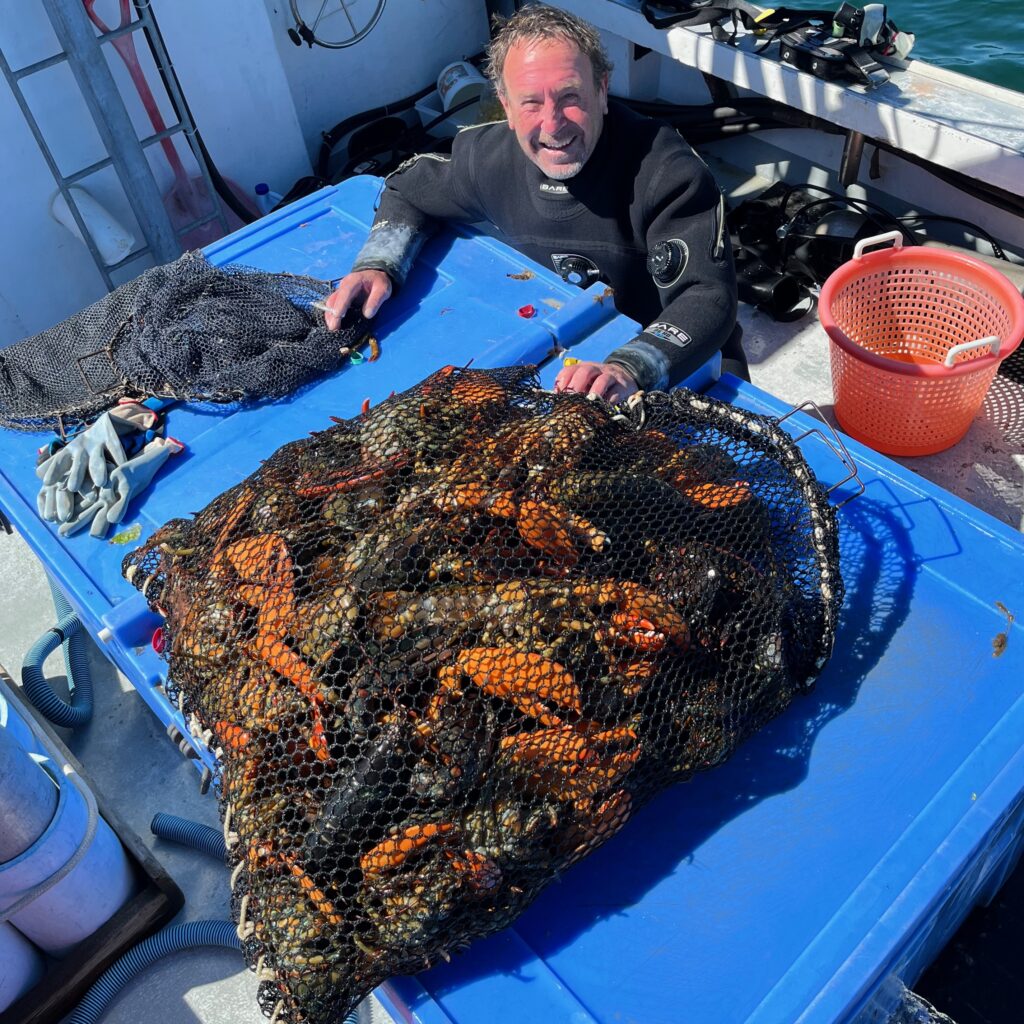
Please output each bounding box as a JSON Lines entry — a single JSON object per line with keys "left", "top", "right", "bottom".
{"left": 352, "top": 221, "right": 426, "bottom": 288}
{"left": 348, "top": 261, "right": 395, "bottom": 285}
{"left": 605, "top": 338, "right": 671, "bottom": 393}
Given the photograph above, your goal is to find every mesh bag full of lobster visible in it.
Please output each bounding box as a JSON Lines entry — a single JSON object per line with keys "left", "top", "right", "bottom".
{"left": 122, "top": 364, "right": 844, "bottom": 1024}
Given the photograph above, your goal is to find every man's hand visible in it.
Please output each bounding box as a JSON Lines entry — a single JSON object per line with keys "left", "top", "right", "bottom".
{"left": 324, "top": 270, "right": 393, "bottom": 330}
{"left": 554, "top": 361, "right": 639, "bottom": 405}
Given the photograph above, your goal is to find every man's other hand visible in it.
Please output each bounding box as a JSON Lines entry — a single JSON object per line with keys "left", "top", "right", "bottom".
{"left": 554, "top": 361, "right": 638, "bottom": 405}
{"left": 324, "top": 270, "right": 393, "bottom": 330}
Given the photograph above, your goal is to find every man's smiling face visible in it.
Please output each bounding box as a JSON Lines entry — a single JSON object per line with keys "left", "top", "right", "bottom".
{"left": 498, "top": 37, "right": 608, "bottom": 180}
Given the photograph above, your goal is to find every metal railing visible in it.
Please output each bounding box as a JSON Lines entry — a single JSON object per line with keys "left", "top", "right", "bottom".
{"left": 0, "top": 1, "right": 230, "bottom": 290}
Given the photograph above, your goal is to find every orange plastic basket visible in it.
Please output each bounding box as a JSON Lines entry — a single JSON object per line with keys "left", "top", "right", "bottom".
{"left": 818, "top": 232, "right": 1024, "bottom": 456}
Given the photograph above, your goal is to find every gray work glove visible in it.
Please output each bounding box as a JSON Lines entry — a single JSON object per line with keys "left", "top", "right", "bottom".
{"left": 36, "top": 413, "right": 127, "bottom": 518}
{"left": 53, "top": 488, "right": 107, "bottom": 538}
{"left": 36, "top": 402, "right": 164, "bottom": 526}
{"left": 58, "top": 435, "right": 184, "bottom": 538}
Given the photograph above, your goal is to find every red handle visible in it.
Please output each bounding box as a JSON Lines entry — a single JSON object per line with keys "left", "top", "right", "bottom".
{"left": 81, "top": 0, "right": 189, "bottom": 185}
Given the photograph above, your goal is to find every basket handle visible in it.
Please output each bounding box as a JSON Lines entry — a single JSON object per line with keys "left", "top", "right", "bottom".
{"left": 944, "top": 335, "right": 1002, "bottom": 367}
{"left": 853, "top": 230, "right": 904, "bottom": 260}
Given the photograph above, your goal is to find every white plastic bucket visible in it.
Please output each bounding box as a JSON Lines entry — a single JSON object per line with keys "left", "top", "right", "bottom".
{"left": 0, "top": 921, "right": 46, "bottom": 1013}
{"left": 0, "top": 761, "right": 136, "bottom": 957}
{"left": 436, "top": 60, "right": 488, "bottom": 112}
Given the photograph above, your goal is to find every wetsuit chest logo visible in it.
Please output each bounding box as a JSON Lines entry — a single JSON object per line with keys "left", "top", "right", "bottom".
{"left": 551, "top": 253, "right": 601, "bottom": 287}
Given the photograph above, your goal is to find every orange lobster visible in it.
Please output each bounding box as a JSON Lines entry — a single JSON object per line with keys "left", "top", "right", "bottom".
{"left": 432, "top": 647, "right": 581, "bottom": 728}
{"left": 213, "top": 533, "right": 331, "bottom": 760}
{"left": 440, "top": 483, "right": 606, "bottom": 566}
{"left": 500, "top": 722, "right": 640, "bottom": 802}
{"left": 360, "top": 821, "right": 501, "bottom": 893}
{"left": 573, "top": 580, "right": 690, "bottom": 653}
{"left": 248, "top": 839, "right": 343, "bottom": 927}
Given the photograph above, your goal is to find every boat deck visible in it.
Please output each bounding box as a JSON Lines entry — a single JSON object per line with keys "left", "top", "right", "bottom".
{"left": 740, "top": 299, "right": 1024, "bottom": 533}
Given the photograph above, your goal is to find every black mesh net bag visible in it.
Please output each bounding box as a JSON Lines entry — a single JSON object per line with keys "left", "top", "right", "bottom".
{"left": 0, "top": 250, "right": 368, "bottom": 433}
{"left": 121, "top": 364, "right": 843, "bottom": 1024}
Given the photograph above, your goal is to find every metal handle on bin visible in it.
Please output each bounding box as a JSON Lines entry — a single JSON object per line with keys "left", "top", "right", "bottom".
{"left": 776, "top": 400, "right": 864, "bottom": 509}
{"left": 944, "top": 335, "right": 1001, "bottom": 367}
{"left": 853, "top": 230, "right": 904, "bottom": 260}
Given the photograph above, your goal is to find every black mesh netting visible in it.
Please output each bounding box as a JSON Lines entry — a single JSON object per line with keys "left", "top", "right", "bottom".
{"left": 0, "top": 250, "right": 368, "bottom": 433}
{"left": 121, "top": 365, "right": 843, "bottom": 1024}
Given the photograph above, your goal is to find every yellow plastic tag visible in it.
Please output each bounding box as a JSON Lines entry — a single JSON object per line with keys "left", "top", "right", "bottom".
{"left": 563, "top": 357, "right": 580, "bottom": 367}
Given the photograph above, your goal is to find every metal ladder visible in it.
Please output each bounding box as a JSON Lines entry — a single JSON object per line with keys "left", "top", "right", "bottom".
{"left": 0, "top": 0, "right": 230, "bottom": 291}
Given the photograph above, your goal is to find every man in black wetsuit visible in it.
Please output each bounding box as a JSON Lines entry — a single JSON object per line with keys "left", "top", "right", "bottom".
{"left": 325, "top": 4, "right": 744, "bottom": 403}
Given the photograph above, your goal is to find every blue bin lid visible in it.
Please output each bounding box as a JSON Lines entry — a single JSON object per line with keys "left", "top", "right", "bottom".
{"left": 2, "top": 180, "right": 1023, "bottom": 1024}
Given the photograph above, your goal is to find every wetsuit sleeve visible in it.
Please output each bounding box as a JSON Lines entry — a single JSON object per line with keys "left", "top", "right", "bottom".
{"left": 605, "top": 147, "right": 737, "bottom": 391}
{"left": 351, "top": 132, "right": 488, "bottom": 288}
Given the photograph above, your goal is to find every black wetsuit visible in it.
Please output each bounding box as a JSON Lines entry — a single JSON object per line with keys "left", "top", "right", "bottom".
{"left": 352, "top": 100, "right": 740, "bottom": 390}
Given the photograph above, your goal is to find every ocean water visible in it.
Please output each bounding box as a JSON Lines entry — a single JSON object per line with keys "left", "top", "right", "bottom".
{"left": 890, "top": 0, "right": 1024, "bottom": 91}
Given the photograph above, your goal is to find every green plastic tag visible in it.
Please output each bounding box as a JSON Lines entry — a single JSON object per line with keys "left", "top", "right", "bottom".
{"left": 109, "top": 523, "right": 142, "bottom": 545}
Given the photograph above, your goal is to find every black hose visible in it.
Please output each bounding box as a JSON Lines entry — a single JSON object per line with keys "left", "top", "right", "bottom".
{"left": 898, "top": 215, "right": 1008, "bottom": 261}
{"left": 337, "top": 97, "right": 794, "bottom": 183}
{"left": 66, "top": 921, "right": 241, "bottom": 1024}
{"left": 317, "top": 51, "right": 487, "bottom": 180}
{"left": 335, "top": 94, "right": 494, "bottom": 182}
{"left": 21, "top": 578, "right": 93, "bottom": 728}
{"left": 779, "top": 187, "right": 916, "bottom": 243}
{"left": 190, "top": 123, "right": 257, "bottom": 225}
{"left": 317, "top": 86, "right": 438, "bottom": 180}
{"left": 776, "top": 185, "right": 1016, "bottom": 265}
{"left": 151, "top": 812, "right": 227, "bottom": 862}
{"left": 870, "top": 136, "right": 1024, "bottom": 221}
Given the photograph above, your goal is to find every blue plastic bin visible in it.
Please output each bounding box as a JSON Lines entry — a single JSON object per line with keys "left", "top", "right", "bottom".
{"left": 1, "top": 180, "right": 1023, "bottom": 1023}
{"left": 0, "top": 178, "right": 714, "bottom": 772}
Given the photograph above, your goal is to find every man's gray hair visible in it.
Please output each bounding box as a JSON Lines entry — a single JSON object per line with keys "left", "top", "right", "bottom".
{"left": 484, "top": 4, "right": 614, "bottom": 96}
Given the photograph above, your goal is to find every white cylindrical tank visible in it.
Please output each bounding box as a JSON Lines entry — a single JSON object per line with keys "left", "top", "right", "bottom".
{"left": 0, "top": 689, "right": 38, "bottom": 755}
{"left": 0, "top": 726, "right": 59, "bottom": 862}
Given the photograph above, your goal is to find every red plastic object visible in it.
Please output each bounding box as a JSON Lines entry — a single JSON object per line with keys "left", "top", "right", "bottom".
{"left": 819, "top": 234, "right": 1024, "bottom": 456}
{"left": 518, "top": 304, "right": 536, "bottom": 319}
{"left": 151, "top": 627, "right": 166, "bottom": 655}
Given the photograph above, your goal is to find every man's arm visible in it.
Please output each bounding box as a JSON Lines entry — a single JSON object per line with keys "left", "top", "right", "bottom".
{"left": 326, "top": 139, "right": 489, "bottom": 327}
{"left": 351, "top": 152, "right": 474, "bottom": 286}
{"left": 604, "top": 148, "right": 737, "bottom": 391}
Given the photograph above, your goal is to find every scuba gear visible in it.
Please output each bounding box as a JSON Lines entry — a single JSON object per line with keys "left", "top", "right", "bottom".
{"left": 727, "top": 182, "right": 911, "bottom": 320}
{"left": 640, "top": 1, "right": 913, "bottom": 88}
{"left": 641, "top": 0, "right": 765, "bottom": 30}
{"left": 648, "top": 240, "right": 689, "bottom": 288}
{"left": 776, "top": 3, "right": 914, "bottom": 88}
{"left": 728, "top": 181, "right": 1014, "bottom": 323}
{"left": 778, "top": 28, "right": 890, "bottom": 87}
{"left": 551, "top": 254, "right": 602, "bottom": 287}
{"left": 733, "top": 249, "right": 807, "bottom": 322}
